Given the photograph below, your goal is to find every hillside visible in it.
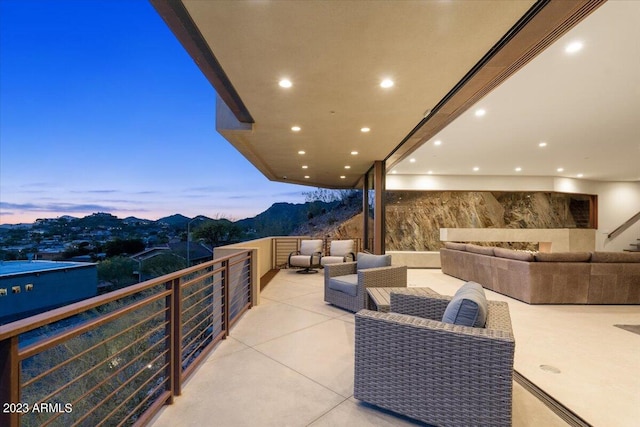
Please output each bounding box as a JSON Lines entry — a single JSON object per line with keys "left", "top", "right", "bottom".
{"left": 237, "top": 200, "right": 339, "bottom": 237}
{"left": 289, "top": 192, "right": 363, "bottom": 238}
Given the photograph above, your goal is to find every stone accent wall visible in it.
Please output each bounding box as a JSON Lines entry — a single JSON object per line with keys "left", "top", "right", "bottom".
{"left": 385, "top": 191, "right": 584, "bottom": 251}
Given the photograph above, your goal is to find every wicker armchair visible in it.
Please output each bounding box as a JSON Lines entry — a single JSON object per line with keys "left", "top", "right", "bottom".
{"left": 324, "top": 260, "right": 407, "bottom": 312}
{"left": 354, "top": 290, "right": 515, "bottom": 427}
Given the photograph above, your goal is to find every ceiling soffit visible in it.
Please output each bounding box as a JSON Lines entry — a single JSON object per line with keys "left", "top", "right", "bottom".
{"left": 386, "top": 0, "right": 607, "bottom": 169}
{"left": 152, "top": 0, "right": 609, "bottom": 188}
{"left": 152, "top": 0, "right": 534, "bottom": 188}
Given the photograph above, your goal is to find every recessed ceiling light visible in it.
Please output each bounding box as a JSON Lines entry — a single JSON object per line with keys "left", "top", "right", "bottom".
{"left": 433, "top": 140, "right": 442, "bottom": 146}
{"left": 409, "top": 158, "right": 416, "bottom": 163}
{"left": 538, "top": 142, "right": 547, "bottom": 147}
{"left": 475, "top": 109, "right": 486, "bottom": 117}
{"left": 302, "top": 165, "right": 308, "bottom": 169}
{"left": 291, "top": 126, "right": 301, "bottom": 132}
{"left": 351, "top": 151, "right": 359, "bottom": 155}
{"left": 304, "top": 175, "right": 310, "bottom": 179}
{"left": 473, "top": 167, "right": 480, "bottom": 172}
{"left": 557, "top": 168, "right": 564, "bottom": 172}
{"left": 380, "top": 78, "right": 394, "bottom": 88}
{"left": 340, "top": 175, "right": 346, "bottom": 179}
{"left": 298, "top": 150, "right": 305, "bottom": 155}
{"left": 279, "top": 78, "right": 292, "bottom": 88}
{"left": 344, "top": 165, "right": 351, "bottom": 169}
{"left": 360, "top": 127, "right": 370, "bottom": 133}
{"left": 515, "top": 167, "right": 522, "bottom": 172}
{"left": 565, "top": 41, "right": 583, "bottom": 54}
{"left": 577, "top": 173, "right": 584, "bottom": 178}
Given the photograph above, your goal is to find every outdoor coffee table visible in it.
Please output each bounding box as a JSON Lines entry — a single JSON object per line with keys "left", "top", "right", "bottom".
{"left": 366, "top": 287, "right": 439, "bottom": 312}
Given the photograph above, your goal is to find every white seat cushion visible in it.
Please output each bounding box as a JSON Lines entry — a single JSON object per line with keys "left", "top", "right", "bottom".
{"left": 329, "top": 240, "right": 354, "bottom": 257}
{"left": 299, "top": 239, "right": 323, "bottom": 256}
{"left": 290, "top": 255, "right": 313, "bottom": 267}
{"left": 321, "top": 256, "right": 347, "bottom": 265}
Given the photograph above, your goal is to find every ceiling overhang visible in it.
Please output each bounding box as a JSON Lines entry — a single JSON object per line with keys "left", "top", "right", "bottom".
{"left": 152, "top": 0, "right": 609, "bottom": 188}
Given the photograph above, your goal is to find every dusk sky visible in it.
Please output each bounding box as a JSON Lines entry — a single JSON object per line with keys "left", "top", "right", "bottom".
{"left": 0, "top": 0, "right": 309, "bottom": 225}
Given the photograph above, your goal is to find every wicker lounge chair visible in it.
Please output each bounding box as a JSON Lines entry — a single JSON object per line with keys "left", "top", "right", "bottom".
{"left": 354, "top": 289, "right": 515, "bottom": 427}
{"left": 324, "top": 253, "right": 407, "bottom": 312}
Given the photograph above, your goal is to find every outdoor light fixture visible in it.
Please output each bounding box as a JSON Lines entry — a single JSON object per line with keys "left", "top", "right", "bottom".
{"left": 565, "top": 41, "right": 583, "bottom": 54}
{"left": 380, "top": 78, "right": 394, "bottom": 88}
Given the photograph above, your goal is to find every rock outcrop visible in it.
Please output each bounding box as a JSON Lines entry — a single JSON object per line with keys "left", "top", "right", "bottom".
{"left": 293, "top": 191, "right": 587, "bottom": 252}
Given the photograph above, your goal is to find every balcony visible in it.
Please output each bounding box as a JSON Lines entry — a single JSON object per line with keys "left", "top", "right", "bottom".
{"left": 2, "top": 237, "right": 639, "bottom": 426}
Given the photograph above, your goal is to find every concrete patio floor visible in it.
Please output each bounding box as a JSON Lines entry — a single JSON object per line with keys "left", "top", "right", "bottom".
{"left": 151, "top": 268, "right": 640, "bottom": 427}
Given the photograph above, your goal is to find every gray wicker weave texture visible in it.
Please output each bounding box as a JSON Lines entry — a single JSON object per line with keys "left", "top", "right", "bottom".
{"left": 354, "top": 295, "right": 515, "bottom": 427}
{"left": 324, "top": 262, "right": 407, "bottom": 312}
{"left": 367, "top": 287, "right": 439, "bottom": 312}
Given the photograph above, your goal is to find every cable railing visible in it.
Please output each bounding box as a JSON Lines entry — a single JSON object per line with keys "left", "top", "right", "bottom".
{"left": 0, "top": 249, "right": 254, "bottom": 427}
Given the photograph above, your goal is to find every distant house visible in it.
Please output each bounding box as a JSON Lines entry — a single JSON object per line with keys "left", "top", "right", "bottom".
{"left": 0, "top": 260, "right": 97, "bottom": 325}
{"left": 129, "top": 246, "right": 172, "bottom": 262}
{"left": 168, "top": 241, "right": 213, "bottom": 265}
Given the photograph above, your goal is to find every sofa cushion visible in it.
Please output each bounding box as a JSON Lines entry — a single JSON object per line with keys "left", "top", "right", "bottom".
{"left": 357, "top": 252, "right": 391, "bottom": 270}
{"left": 534, "top": 252, "right": 591, "bottom": 262}
{"left": 327, "top": 274, "right": 358, "bottom": 296}
{"left": 591, "top": 251, "right": 640, "bottom": 263}
{"left": 465, "top": 244, "right": 495, "bottom": 256}
{"left": 494, "top": 247, "right": 535, "bottom": 262}
{"left": 442, "top": 281, "right": 488, "bottom": 328}
{"left": 444, "top": 242, "right": 467, "bottom": 251}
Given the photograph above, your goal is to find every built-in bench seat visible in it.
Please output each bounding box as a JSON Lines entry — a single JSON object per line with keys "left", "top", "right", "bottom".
{"left": 440, "top": 243, "right": 640, "bottom": 304}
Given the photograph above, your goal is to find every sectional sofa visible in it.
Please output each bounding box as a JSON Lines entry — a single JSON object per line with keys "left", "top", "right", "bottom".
{"left": 440, "top": 242, "right": 640, "bottom": 304}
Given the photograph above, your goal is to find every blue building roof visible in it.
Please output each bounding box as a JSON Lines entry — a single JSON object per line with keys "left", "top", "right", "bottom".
{"left": 0, "top": 260, "right": 95, "bottom": 277}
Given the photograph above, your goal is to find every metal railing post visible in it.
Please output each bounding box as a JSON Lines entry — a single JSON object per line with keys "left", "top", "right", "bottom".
{"left": 0, "top": 336, "right": 20, "bottom": 427}
{"left": 171, "top": 277, "right": 182, "bottom": 396}
{"left": 223, "top": 260, "right": 230, "bottom": 338}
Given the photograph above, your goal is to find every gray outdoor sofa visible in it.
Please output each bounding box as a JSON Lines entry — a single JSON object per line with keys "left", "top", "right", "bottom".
{"left": 440, "top": 242, "right": 640, "bottom": 304}
{"left": 354, "top": 288, "right": 515, "bottom": 427}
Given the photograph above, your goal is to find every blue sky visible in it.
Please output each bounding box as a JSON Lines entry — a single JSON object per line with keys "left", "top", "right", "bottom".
{"left": 0, "top": 0, "right": 309, "bottom": 224}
